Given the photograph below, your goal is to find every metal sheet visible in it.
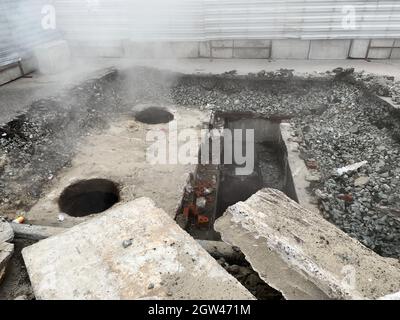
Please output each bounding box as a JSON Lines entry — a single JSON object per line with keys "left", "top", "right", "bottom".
{"left": 0, "top": 0, "right": 59, "bottom": 67}
{"left": 54, "top": 0, "right": 400, "bottom": 41}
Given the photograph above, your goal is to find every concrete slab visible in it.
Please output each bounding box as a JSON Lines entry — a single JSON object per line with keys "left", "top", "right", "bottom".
{"left": 368, "top": 48, "right": 392, "bottom": 60}
{"left": 0, "top": 217, "right": 13, "bottom": 243}
{"left": 211, "top": 40, "right": 233, "bottom": 48}
{"left": 280, "top": 123, "right": 319, "bottom": 213}
{"left": 211, "top": 47, "right": 233, "bottom": 58}
{"left": 233, "top": 48, "right": 269, "bottom": 59}
{"left": 349, "top": 40, "right": 370, "bottom": 59}
{"left": 370, "top": 40, "right": 395, "bottom": 47}
{"left": 271, "top": 40, "right": 310, "bottom": 59}
{"left": 22, "top": 197, "right": 254, "bottom": 300}
{"left": 0, "top": 242, "right": 14, "bottom": 283}
{"left": 215, "top": 188, "right": 400, "bottom": 300}
{"left": 199, "top": 41, "right": 211, "bottom": 58}
{"left": 234, "top": 40, "right": 270, "bottom": 48}
{"left": 309, "top": 40, "right": 351, "bottom": 60}
{"left": 391, "top": 48, "right": 400, "bottom": 59}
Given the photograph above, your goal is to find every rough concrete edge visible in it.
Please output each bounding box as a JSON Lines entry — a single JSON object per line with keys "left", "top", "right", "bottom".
{"left": 215, "top": 218, "right": 329, "bottom": 300}
{"left": 216, "top": 197, "right": 366, "bottom": 300}
{"left": 0, "top": 218, "right": 14, "bottom": 243}
{"left": 0, "top": 242, "right": 14, "bottom": 284}
{"left": 22, "top": 197, "right": 255, "bottom": 300}
{"left": 280, "top": 122, "right": 319, "bottom": 213}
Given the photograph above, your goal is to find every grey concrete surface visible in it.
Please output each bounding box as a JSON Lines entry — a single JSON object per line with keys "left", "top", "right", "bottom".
{"left": 0, "top": 242, "right": 13, "bottom": 284}
{"left": 0, "top": 218, "right": 13, "bottom": 243}
{"left": 22, "top": 197, "right": 254, "bottom": 300}
{"left": 215, "top": 188, "right": 400, "bottom": 300}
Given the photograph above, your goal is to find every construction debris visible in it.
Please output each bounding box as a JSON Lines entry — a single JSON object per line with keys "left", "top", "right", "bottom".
{"left": 11, "top": 223, "right": 66, "bottom": 241}
{"left": 0, "top": 217, "right": 13, "bottom": 243}
{"left": 0, "top": 242, "right": 14, "bottom": 283}
{"left": 336, "top": 161, "right": 368, "bottom": 176}
{"left": 22, "top": 198, "right": 254, "bottom": 300}
{"left": 215, "top": 188, "right": 400, "bottom": 300}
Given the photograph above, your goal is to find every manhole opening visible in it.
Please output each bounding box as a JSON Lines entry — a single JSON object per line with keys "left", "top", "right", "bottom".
{"left": 58, "top": 179, "right": 120, "bottom": 217}
{"left": 135, "top": 107, "right": 174, "bottom": 124}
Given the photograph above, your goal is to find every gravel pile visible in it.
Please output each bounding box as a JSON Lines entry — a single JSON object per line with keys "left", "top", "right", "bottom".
{"left": 168, "top": 71, "right": 400, "bottom": 259}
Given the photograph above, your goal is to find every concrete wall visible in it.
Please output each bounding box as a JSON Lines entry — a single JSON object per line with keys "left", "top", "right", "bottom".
{"left": 70, "top": 39, "right": 400, "bottom": 60}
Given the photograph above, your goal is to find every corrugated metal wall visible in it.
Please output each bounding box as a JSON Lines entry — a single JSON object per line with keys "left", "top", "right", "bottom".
{"left": 1, "top": 0, "right": 400, "bottom": 67}
{"left": 54, "top": 0, "right": 400, "bottom": 42}
{"left": 54, "top": 0, "right": 205, "bottom": 42}
{"left": 0, "top": 0, "right": 59, "bottom": 67}
{"left": 203, "top": 0, "right": 400, "bottom": 40}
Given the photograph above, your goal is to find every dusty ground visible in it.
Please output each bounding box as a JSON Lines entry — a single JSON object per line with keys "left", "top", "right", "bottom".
{"left": 27, "top": 106, "right": 206, "bottom": 226}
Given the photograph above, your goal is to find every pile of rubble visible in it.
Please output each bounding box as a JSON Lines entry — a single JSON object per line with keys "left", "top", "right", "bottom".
{"left": 0, "top": 70, "right": 121, "bottom": 218}
{"left": 168, "top": 70, "right": 400, "bottom": 259}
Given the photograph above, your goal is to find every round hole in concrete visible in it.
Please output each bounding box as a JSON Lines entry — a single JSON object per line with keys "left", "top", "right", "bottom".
{"left": 135, "top": 107, "right": 174, "bottom": 124}
{"left": 58, "top": 179, "right": 120, "bottom": 217}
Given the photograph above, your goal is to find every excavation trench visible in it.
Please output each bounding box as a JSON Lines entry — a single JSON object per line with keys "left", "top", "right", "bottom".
{"left": 176, "top": 112, "right": 296, "bottom": 299}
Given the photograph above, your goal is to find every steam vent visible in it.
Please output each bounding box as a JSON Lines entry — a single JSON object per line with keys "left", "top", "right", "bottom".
{"left": 1, "top": 0, "right": 400, "bottom": 311}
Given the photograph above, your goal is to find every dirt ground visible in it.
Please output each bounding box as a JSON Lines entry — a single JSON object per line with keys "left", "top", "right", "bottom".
{"left": 27, "top": 106, "right": 207, "bottom": 226}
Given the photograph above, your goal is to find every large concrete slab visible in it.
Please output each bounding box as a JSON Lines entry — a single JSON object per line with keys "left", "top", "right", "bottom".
{"left": 349, "top": 40, "right": 370, "bottom": 59}
{"left": 309, "top": 40, "right": 351, "bottom": 60}
{"left": 22, "top": 197, "right": 254, "bottom": 300}
{"left": 215, "top": 188, "right": 400, "bottom": 300}
{"left": 271, "top": 40, "right": 310, "bottom": 59}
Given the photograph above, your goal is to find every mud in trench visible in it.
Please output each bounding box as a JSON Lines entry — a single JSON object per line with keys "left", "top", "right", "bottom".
{"left": 1, "top": 67, "right": 400, "bottom": 299}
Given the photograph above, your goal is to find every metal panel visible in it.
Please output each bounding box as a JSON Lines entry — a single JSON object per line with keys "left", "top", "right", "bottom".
{"left": 203, "top": 0, "right": 400, "bottom": 40}
{"left": 55, "top": 0, "right": 205, "bottom": 42}
{"left": 0, "top": 0, "right": 60, "bottom": 67}
{"left": 54, "top": 0, "right": 400, "bottom": 42}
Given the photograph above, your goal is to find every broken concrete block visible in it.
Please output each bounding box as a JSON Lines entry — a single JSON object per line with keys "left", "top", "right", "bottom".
{"left": 22, "top": 197, "right": 254, "bottom": 300}
{"left": 215, "top": 188, "right": 400, "bottom": 300}
{"left": 0, "top": 217, "right": 13, "bottom": 243}
{"left": 0, "top": 242, "right": 14, "bottom": 283}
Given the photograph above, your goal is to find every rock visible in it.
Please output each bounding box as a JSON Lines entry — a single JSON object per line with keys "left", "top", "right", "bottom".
{"left": 215, "top": 189, "right": 400, "bottom": 300}
{"left": 22, "top": 198, "right": 254, "bottom": 300}
{"left": 226, "top": 264, "right": 240, "bottom": 274}
{"left": 315, "top": 189, "right": 329, "bottom": 200}
{"left": 0, "top": 217, "right": 13, "bottom": 243}
{"left": 122, "top": 239, "right": 133, "bottom": 248}
{"left": 337, "top": 161, "right": 368, "bottom": 176}
{"left": 306, "top": 172, "right": 321, "bottom": 182}
{"left": 0, "top": 242, "right": 14, "bottom": 284}
{"left": 354, "top": 176, "right": 370, "bottom": 187}
{"left": 305, "top": 158, "right": 318, "bottom": 170}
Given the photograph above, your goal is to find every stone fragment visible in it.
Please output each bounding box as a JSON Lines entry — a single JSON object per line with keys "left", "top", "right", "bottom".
{"left": 215, "top": 188, "right": 400, "bottom": 300}
{"left": 22, "top": 198, "right": 254, "bottom": 300}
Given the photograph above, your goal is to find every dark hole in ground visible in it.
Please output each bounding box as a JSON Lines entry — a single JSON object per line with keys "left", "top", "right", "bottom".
{"left": 176, "top": 112, "right": 294, "bottom": 299}
{"left": 58, "top": 179, "right": 120, "bottom": 217}
{"left": 135, "top": 107, "right": 174, "bottom": 124}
